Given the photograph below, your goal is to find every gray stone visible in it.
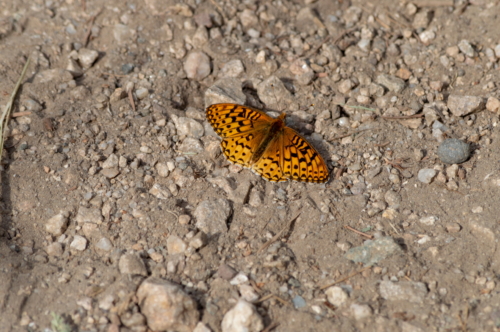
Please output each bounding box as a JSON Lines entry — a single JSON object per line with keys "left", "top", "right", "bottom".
{"left": 149, "top": 183, "right": 172, "bottom": 200}
{"left": 34, "top": 69, "right": 74, "bottom": 84}
{"left": 137, "top": 278, "right": 199, "bottom": 332}
{"left": 379, "top": 280, "right": 428, "bottom": 303}
{"left": 256, "top": 76, "right": 293, "bottom": 110}
{"left": 447, "top": 95, "right": 484, "bottom": 117}
{"left": 344, "top": 237, "right": 402, "bottom": 266}
{"left": 75, "top": 206, "right": 103, "bottom": 224}
{"left": 376, "top": 74, "right": 405, "bottom": 93}
{"left": 189, "top": 232, "right": 207, "bottom": 249}
{"left": 46, "top": 242, "right": 64, "bottom": 256}
{"left": 101, "top": 168, "right": 120, "bottom": 179}
{"left": 119, "top": 253, "right": 148, "bottom": 276}
{"left": 95, "top": 237, "right": 113, "bottom": 251}
{"left": 172, "top": 115, "right": 204, "bottom": 139}
{"left": 292, "top": 295, "right": 306, "bottom": 309}
{"left": 218, "top": 59, "right": 245, "bottom": 78}
{"left": 417, "top": 168, "right": 437, "bottom": 184}
{"left": 102, "top": 154, "right": 119, "bottom": 169}
{"left": 437, "top": 138, "right": 470, "bottom": 164}
{"left": 194, "top": 198, "right": 232, "bottom": 235}
{"left": 458, "top": 39, "right": 475, "bottom": 58}
{"left": 204, "top": 77, "right": 246, "bottom": 106}
{"left": 350, "top": 303, "right": 372, "bottom": 320}
{"left": 178, "top": 138, "right": 204, "bottom": 154}
{"left": 218, "top": 263, "right": 238, "bottom": 280}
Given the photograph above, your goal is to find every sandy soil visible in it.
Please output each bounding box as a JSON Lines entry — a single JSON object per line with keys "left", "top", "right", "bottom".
{"left": 1, "top": 0, "right": 500, "bottom": 331}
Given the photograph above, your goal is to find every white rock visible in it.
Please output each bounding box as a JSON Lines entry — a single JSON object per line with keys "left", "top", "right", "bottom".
{"left": 102, "top": 154, "right": 119, "bottom": 169}
{"left": 78, "top": 48, "right": 99, "bottom": 69}
{"left": 136, "top": 88, "right": 149, "bottom": 99}
{"left": 221, "top": 300, "right": 263, "bottom": 332}
{"left": 419, "top": 216, "right": 437, "bottom": 226}
{"left": 149, "top": 183, "right": 172, "bottom": 200}
{"left": 417, "top": 169, "right": 437, "bottom": 184}
{"left": 239, "top": 284, "right": 259, "bottom": 303}
{"left": 350, "top": 303, "right": 372, "bottom": 320}
{"left": 95, "top": 237, "right": 113, "bottom": 251}
{"left": 325, "top": 286, "right": 348, "bottom": 307}
{"left": 156, "top": 163, "right": 170, "bottom": 177}
{"left": 193, "top": 322, "right": 212, "bottom": 332}
{"left": 184, "top": 51, "right": 211, "bottom": 80}
{"left": 167, "top": 235, "right": 187, "bottom": 255}
{"left": 70, "top": 235, "right": 88, "bottom": 251}
{"left": 379, "top": 280, "right": 428, "bottom": 303}
{"left": 230, "top": 272, "right": 248, "bottom": 285}
{"left": 45, "top": 213, "right": 68, "bottom": 236}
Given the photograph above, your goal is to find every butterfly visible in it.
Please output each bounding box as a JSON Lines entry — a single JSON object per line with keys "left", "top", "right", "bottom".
{"left": 206, "top": 103, "right": 329, "bottom": 183}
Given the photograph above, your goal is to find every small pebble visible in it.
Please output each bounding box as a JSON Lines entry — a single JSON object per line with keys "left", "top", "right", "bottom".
{"left": 70, "top": 235, "right": 88, "bottom": 251}
{"left": 135, "top": 88, "right": 149, "bottom": 99}
{"left": 292, "top": 295, "right": 306, "bottom": 309}
{"left": 325, "top": 286, "right": 348, "bottom": 307}
{"left": 184, "top": 51, "right": 211, "bottom": 80}
{"left": 437, "top": 139, "right": 470, "bottom": 164}
{"left": 420, "top": 216, "right": 437, "bottom": 226}
{"left": 221, "top": 300, "right": 263, "bottom": 332}
{"left": 418, "top": 169, "right": 437, "bottom": 184}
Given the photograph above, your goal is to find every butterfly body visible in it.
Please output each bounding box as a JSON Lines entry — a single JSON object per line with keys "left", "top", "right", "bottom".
{"left": 206, "top": 103, "right": 329, "bottom": 183}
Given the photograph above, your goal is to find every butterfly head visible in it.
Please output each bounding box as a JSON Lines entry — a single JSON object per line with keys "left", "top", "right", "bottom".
{"left": 278, "top": 112, "right": 286, "bottom": 122}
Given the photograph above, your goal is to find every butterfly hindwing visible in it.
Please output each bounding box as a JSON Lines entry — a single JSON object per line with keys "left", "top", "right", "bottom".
{"left": 251, "top": 132, "right": 286, "bottom": 182}
{"left": 220, "top": 129, "right": 267, "bottom": 167}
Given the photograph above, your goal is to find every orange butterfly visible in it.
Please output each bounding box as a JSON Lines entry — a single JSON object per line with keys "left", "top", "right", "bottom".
{"left": 206, "top": 103, "right": 329, "bottom": 183}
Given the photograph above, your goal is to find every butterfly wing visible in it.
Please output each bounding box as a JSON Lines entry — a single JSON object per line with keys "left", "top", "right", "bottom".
{"left": 251, "top": 131, "right": 287, "bottom": 182}
{"left": 220, "top": 131, "right": 267, "bottom": 167}
{"left": 281, "top": 127, "right": 329, "bottom": 183}
{"left": 206, "top": 103, "right": 274, "bottom": 138}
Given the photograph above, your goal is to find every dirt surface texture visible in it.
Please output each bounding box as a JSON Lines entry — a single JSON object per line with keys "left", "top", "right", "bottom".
{"left": 2, "top": 0, "right": 500, "bottom": 331}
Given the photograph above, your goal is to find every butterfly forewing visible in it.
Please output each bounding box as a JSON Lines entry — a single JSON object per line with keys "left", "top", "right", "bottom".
{"left": 206, "top": 103, "right": 274, "bottom": 138}
{"left": 282, "top": 128, "right": 329, "bottom": 183}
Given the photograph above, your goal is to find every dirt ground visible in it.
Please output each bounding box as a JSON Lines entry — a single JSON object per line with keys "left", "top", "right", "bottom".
{"left": 2, "top": 0, "right": 500, "bottom": 331}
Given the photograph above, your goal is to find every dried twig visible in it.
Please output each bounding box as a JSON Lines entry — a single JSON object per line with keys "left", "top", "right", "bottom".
{"left": 257, "top": 213, "right": 300, "bottom": 253}
{"left": 11, "top": 111, "right": 31, "bottom": 118}
{"left": 344, "top": 225, "right": 373, "bottom": 239}
{"left": 261, "top": 322, "right": 280, "bottom": 332}
{"left": 382, "top": 114, "right": 424, "bottom": 120}
{"left": 83, "top": 9, "right": 102, "bottom": 47}
{"left": 319, "top": 266, "right": 371, "bottom": 290}
{"left": 0, "top": 58, "right": 30, "bottom": 163}
{"left": 416, "top": 0, "right": 454, "bottom": 6}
